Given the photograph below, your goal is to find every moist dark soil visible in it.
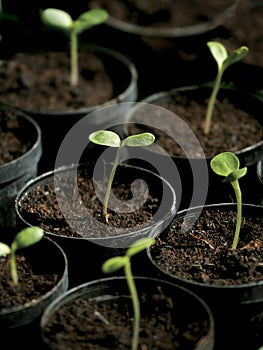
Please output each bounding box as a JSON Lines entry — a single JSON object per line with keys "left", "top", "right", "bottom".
{"left": 0, "top": 253, "right": 59, "bottom": 308}
{"left": 17, "top": 165, "right": 160, "bottom": 238}
{"left": 126, "top": 90, "right": 263, "bottom": 158}
{"left": 0, "top": 111, "right": 33, "bottom": 165}
{"left": 88, "top": 0, "right": 234, "bottom": 28}
{"left": 150, "top": 206, "right": 263, "bottom": 286}
{"left": 42, "top": 283, "right": 211, "bottom": 350}
{"left": 0, "top": 49, "right": 113, "bottom": 112}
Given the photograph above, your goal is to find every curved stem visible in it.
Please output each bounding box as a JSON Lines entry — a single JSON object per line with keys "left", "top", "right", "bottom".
{"left": 124, "top": 259, "right": 140, "bottom": 350}
{"left": 231, "top": 179, "right": 242, "bottom": 249}
{"left": 10, "top": 250, "right": 18, "bottom": 285}
{"left": 70, "top": 30, "right": 78, "bottom": 87}
{"left": 204, "top": 70, "right": 223, "bottom": 135}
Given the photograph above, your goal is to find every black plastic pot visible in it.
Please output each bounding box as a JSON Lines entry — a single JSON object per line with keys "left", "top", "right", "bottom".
{"left": 3, "top": 45, "right": 138, "bottom": 174}
{"left": 15, "top": 162, "right": 176, "bottom": 288}
{"left": 124, "top": 84, "right": 263, "bottom": 210}
{"left": 147, "top": 203, "right": 263, "bottom": 350}
{"left": 0, "top": 235, "right": 68, "bottom": 330}
{"left": 0, "top": 106, "right": 42, "bottom": 227}
{"left": 40, "top": 276, "right": 215, "bottom": 350}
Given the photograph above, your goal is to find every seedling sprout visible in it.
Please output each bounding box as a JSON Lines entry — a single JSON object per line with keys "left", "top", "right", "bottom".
{"left": 210, "top": 152, "right": 247, "bottom": 249}
{"left": 89, "top": 130, "right": 155, "bottom": 222}
{"left": 41, "top": 8, "right": 108, "bottom": 87}
{"left": 0, "top": 226, "right": 44, "bottom": 285}
{"left": 204, "top": 41, "right": 249, "bottom": 135}
{"left": 102, "top": 237, "right": 155, "bottom": 350}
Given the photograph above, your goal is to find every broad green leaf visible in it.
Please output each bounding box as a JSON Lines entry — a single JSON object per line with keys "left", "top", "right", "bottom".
{"left": 210, "top": 152, "right": 240, "bottom": 177}
{"left": 207, "top": 41, "right": 228, "bottom": 69}
{"left": 89, "top": 130, "right": 121, "bottom": 147}
{"left": 123, "top": 133, "right": 155, "bottom": 147}
{"left": 102, "top": 256, "right": 127, "bottom": 273}
{"left": 0, "top": 242, "right": 11, "bottom": 256}
{"left": 11, "top": 227, "right": 44, "bottom": 251}
{"left": 224, "top": 167, "right": 247, "bottom": 183}
{"left": 223, "top": 46, "right": 249, "bottom": 70}
{"left": 41, "top": 9, "right": 72, "bottom": 30}
{"left": 74, "top": 9, "right": 108, "bottom": 34}
{"left": 127, "top": 237, "right": 155, "bottom": 258}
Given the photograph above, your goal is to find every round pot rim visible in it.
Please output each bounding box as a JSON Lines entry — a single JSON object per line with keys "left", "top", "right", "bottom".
{"left": 0, "top": 236, "right": 68, "bottom": 316}
{"left": 8, "top": 44, "right": 138, "bottom": 117}
{"left": 105, "top": 2, "right": 237, "bottom": 38}
{"left": 257, "top": 160, "right": 262, "bottom": 184}
{"left": 147, "top": 202, "right": 263, "bottom": 291}
{"left": 15, "top": 162, "right": 177, "bottom": 243}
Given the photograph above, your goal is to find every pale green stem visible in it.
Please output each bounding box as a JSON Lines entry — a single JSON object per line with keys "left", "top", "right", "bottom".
{"left": 231, "top": 179, "right": 242, "bottom": 249}
{"left": 124, "top": 258, "right": 140, "bottom": 350}
{"left": 10, "top": 250, "right": 18, "bottom": 285}
{"left": 103, "top": 144, "right": 123, "bottom": 218}
{"left": 70, "top": 29, "right": 78, "bottom": 87}
{"left": 204, "top": 69, "right": 223, "bottom": 135}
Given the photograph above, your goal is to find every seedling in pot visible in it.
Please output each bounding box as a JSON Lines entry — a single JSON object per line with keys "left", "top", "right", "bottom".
{"left": 102, "top": 237, "right": 155, "bottom": 350}
{"left": 40, "top": 8, "right": 108, "bottom": 87}
{"left": 89, "top": 130, "right": 155, "bottom": 223}
{"left": 204, "top": 41, "right": 249, "bottom": 135}
{"left": 0, "top": 226, "right": 44, "bottom": 285}
{"left": 210, "top": 151, "right": 247, "bottom": 249}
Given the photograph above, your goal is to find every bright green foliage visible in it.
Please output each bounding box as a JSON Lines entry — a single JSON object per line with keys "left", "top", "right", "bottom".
{"left": 0, "top": 227, "right": 44, "bottom": 285}
{"left": 89, "top": 130, "right": 155, "bottom": 222}
{"left": 41, "top": 8, "right": 108, "bottom": 86}
{"left": 204, "top": 41, "right": 249, "bottom": 135}
{"left": 102, "top": 237, "right": 155, "bottom": 350}
{"left": 210, "top": 152, "right": 247, "bottom": 249}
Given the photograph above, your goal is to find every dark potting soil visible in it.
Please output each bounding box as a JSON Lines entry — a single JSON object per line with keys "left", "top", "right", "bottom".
{"left": 150, "top": 207, "right": 263, "bottom": 286}
{"left": 18, "top": 166, "right": 160, "bottom": 238}
{"left": 0, "top": 111, "right": 33, "bottom": 165}
{"left": 0, "top": 254, "right": 59, "bottom": 308}
{"left": 88, "top": 0, "right": 234, "bottom": 27}
{"left": 42, "top": 284, "right": 210, "bottom": 350}
{"left": 0, "top": 50, "right": 113, "bottom": 112}
{"left": 126, "top": 92, "right": 263, "bottom": 158}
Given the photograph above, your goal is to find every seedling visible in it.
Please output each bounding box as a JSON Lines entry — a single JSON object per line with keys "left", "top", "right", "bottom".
{"left": 89, "top": 130, "right": 155, "bottom": 222}
{"left": 210, "top": 152, "right": 247, "bottom": 249}
{"left": 102, "top": 237, "right": 155, "bottom": 350}
{"left": 0, "top": 226, "right": 44, "bottom": 285}
{"left": 204, "top": 41, "right": 249, "bottom": 135}
{"left": 40, "top": 8, "right": 108, "bottom": 87}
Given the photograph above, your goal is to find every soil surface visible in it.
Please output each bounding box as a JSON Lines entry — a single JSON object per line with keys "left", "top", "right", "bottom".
{"left": 42, "top": 283, "right": 211, "bottom": 350}
{"left": 126, "top": 88, "right": 263, "bottom": 158}
{"left": 0, "top": 111, "right": 33, "bottom": 165}
{"left": 150, "top": 206, "right": 263, "bottom": 286}
{"left": 88, "top": 0, "right": 234, "bottom": 28}
{"left": 0, "top": 49, "right": 113, "bottom": 112}
{"left": 17, "top": 165, "right": 161, "bottom": 238}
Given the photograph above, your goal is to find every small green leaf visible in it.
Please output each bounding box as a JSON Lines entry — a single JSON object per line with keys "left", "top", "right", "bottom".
{"left": 123, "top": 133, "right": 155, "bottom": 147}
{"left": 223, "top": 46, "right": 249, "bottom": 70}
{"left": 74, "top": 9, "right": 108, "bottom": 34}
{"left": 11, "top": 227, "right": 44, "bottom": 251}
{"left": 207, "top": 41, "right": 228, "bottom": 69}
{"left": 127, "top": 237, "right": 155, "bottom": 258}
{"left": 89, "top": 130, "right": 121, "bottom": 147}
{"left": 224, "top": 167, "right": 247, "bottom": 183}
{"left": 41, "top": 8, "right": 72, "bottom": 31}
{"left": 210, "top": 152, "right": 240, "bottom": 177}
{"left": 102, "top": 256, "right": 127, "bottom": 273}
{"left": 0, "top": 242, "right": 11, "bottom": 256}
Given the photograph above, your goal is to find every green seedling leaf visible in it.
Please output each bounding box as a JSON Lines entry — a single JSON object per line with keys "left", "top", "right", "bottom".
{"left": 89, "top": 130, "right": 121, "bottom": 147}
{"left": 204, "top": 41, "right": 249, "bottom": 135}
{"left": 41, "top": 8, "right": 72, "bottom": 31}
{"left": 123, "top": 133, "right": 155, "bottom": 147}
{"left": 75, "top": 9, "right": 108, "bottom": 34}
{"left": 89, "top": 130, "right": 155, "bottom": 222}
{"left": 0, "top": 243, "right": 11, "bottom": 256}
{"left": 210, "top": 152, "right": 247, "bottom": 249}
{"left": 127, "top": 237, "right": 155, "bottom": 258}
{"left": 101, "top": 256, "right": 127, "bottom": 274}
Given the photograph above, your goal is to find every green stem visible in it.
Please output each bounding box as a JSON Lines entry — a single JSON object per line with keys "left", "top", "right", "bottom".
{"left": 103, "top": 144, "right": 123, "bottom": 218}
{"left": 70, "top": 29, "right": 78, "bottom": 87}
{"left": 10, "top": 250, "right": 18, "bottom": 285}
{"left": 124, "top": 258, "right": 140, "bottom": 350}
{"left": 231, "top": 179, "right": 242, "bottom": 249}
{"left": 204, "top": 69, "right": 223, "bottom": 135}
